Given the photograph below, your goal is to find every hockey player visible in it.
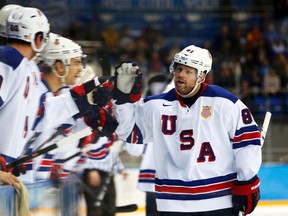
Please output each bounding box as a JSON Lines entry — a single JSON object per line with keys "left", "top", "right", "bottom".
{"left": 33, "top": 32, "right": 88, "bottom": 181}
{"left": 81, "top": 134, "right": 125, "bottom": 216}
{"left": 0, "top": 7, "right": 110, "bottom": 182}
{"left": 112, "top": 45, "right": 261, "bottom": 215}
{"left": 34, "top": 33, "right": 115, "bottom": 182}
{"left": 0, "top": 4, "right": 24, "bottom": 184}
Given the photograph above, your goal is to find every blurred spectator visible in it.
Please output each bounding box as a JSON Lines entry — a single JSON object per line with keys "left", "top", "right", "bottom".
{"left": 246, "top": 25, "right": 264, "bottom": 50}
{"left": 134, "top": 51, "right": 149, "bottom": 77}
{"left": 143, "top": 73, "right": 168, "bottom": 97}
{"left": 273, "top": 53, "right": 288, "bottom": 88}
{"left": 215, "top": 64, "right": 236, "bottom": 92}
{"left": 271, "top": 38, "right": 286, "bottom": 56}
{"left": 264, "top": 22, "right": 281, "bottom": 43}
{"left": 101, "top": 25, "right": 120, "bottom": 61}
{"left": 264, "top": 68, "right": 281, "bottom": 95}
{"left": 258, "top": 54, "right": 271, "bottom": 79}
{"left": 240, "top": 79, "right": 254, "bottom": 110}
{"left": 213, "top": 24, "right": 234, "bottom": 57}
{"left": 147, "top": 50, "right": 166, "bottom": 74}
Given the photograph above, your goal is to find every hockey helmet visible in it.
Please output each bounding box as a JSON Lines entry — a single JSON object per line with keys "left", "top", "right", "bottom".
{"left": 41, "top": 32, "right": 83, "bottom": 67}
{"left": 0, "top": 4, "right": 23, "bottom": 37}
{"left": 170, "top": 45, "right": 212, "bottom": 77}
{"left": 6, "top": 7, "right": 50, "bottom": 52}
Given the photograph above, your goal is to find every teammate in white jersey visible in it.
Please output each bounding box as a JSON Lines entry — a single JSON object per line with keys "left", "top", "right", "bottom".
{"left": 0, "top": 4, "right": 25, "bottom": 184}
{"left": 33, "top": 32, "right": 87, "bottom": 181}
{"left": 0, "top": 7, "right": 110, "bottom": 182}
{"left": 33, "top": 33, "right": 115, "bottom": 182}
{"left": 113, "top": 45, "right": 261, "bottom": 215}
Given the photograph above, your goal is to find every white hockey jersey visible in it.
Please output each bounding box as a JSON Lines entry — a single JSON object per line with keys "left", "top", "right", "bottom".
{"left": 0, "top": 46, "right": 79, "bottom": 182}
{"left": 114, "top": 83, "right": 262, "bottom": 212}
{"left": 33, "top": 83, "right": 83, "bottom": 181}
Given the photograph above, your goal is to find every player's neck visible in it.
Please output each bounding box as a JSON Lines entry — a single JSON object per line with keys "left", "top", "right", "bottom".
{"left": 179, "top": 84, "right": 203, "bottom": 107}
{"left": 44, "top": 73, "right": 63, "bottom": 93}
{"left": 9, "top": 43, "right": 35, "bottom": 60}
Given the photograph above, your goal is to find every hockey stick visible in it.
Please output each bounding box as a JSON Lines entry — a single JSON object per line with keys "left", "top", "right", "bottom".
{"left": 238, "top": 111, "right": 272, "bottom": 216}
{"left": 30, "top": 128, "right": 65, "bottom": 155}
{"left": 98, "top": 55, "right": 112, "bottom": 77}
{"left": 260, "top": 111, "right": 272, "bottom": 146}
{"left": 62, "top": 144, "right": 95, "bottom": 164}
{"left": 6, "top": 127, "right": 92, "bottom": 170}
{"left": 116, "top": 204, "right": 138, "bottom": 213}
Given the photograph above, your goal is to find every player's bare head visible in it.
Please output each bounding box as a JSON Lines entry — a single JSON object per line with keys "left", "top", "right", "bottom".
{"left": 0, "top": 4, "right": 23, "bottom": 37}
{"left": 6, "top": 7, "right": 50, "bottom": 52}
{"left": 170, "top": 45, "right": 212, "bottom": 97}
{"left": 40, "top": 32, "right": 84, "bottom": 86}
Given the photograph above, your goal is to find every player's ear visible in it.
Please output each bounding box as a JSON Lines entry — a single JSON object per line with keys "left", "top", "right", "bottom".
{"left": 53, "top": 60, "right": 65, "bottom": 75}
{"left": 199, "top": 71, "right": 207, "bottom": 82}
{"left": 34, "top": 33, "right": 44, "bottom": 49}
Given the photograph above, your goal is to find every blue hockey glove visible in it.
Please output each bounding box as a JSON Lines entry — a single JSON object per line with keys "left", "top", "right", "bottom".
{"left": 84, "top": 108, "right": 118, "bottom": 137}
{"left": 70, "top": 77, "right": 109, "bottom": 118}
{"left": 231, "top": 175, "right": 260, "bottom": 215}
{"left": 11, "top": 164, "right": 27, "bottom": 177}
{"left": 88, "top": 86, "right": 111, "bottom": 107}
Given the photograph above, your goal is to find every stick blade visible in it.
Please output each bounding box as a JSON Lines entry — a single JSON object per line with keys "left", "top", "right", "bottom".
{"left": 116, "top": 204, "right": 138, "bottom": 213}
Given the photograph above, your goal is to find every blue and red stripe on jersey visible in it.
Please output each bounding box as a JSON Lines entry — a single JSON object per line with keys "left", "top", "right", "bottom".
{"left": 86, "top": 143, "right": 109, "bottom": 160}
{"left": 233, "top": 125, "right": 261, "bottom": 149}
{"left": 155, "top": 173, "right": 236, "bottom": 200}
{"left": 138, "top": 169, "right": 155, "bottom": 183}
{"left": 37, "top": 153, "right": 54, "bottom": 172}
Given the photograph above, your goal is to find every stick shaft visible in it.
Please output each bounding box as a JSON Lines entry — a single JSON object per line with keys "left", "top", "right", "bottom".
{"left": 261, "top": 111, "right": 272, "bottom": 146}
{"left": 6, "top": 127, "right": 92, "bottom": 169}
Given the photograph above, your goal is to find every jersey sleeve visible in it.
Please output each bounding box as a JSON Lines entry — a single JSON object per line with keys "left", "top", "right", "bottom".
{"left": 113, "top": 98, "right": 153, "bottom": 145}
{"left": 226, "top": 99, "right": 262, "bottom": 181}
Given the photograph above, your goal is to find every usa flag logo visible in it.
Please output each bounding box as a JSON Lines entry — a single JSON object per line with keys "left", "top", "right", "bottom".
{"left": 201, "top": 106, "right": 212, "bottom": 118}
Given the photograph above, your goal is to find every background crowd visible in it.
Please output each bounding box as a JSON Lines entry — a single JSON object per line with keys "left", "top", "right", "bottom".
{"left": 50, "top": 0, "right": 288, "bottom": 119}
{"left": 5, "top": 1, "right": 287, "bottom": 119}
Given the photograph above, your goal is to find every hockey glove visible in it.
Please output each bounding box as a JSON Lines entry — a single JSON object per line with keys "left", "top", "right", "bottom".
{"left": 11, "top": 164, "right": 27, "bottom": 177}
{"left": 70, "top": 76, "right": 108, "bottom": 118}
{"left": 231, "top": 175, "right": 260, "bottom": 214}
{"left": 113, "top": 61, "right": 142, "bottom": 104}
{"left": 0, "top": 156, "right": 26, "bottom": 176}
{"left": 87, "top": 86, "right": 111, "bottom": 107}
{"left": 0, "top": 156, "right": 7, "bottom": 171}
{"left": 84, "top": 108, "right": 118, "bottom": 137}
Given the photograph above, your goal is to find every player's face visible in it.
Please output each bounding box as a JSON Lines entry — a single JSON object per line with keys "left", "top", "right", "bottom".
{"left": 173, "top": 64, "right": 198, "bottom": 95}
{"left": 66, "top": 57, "right": 83, "bottom": 85}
